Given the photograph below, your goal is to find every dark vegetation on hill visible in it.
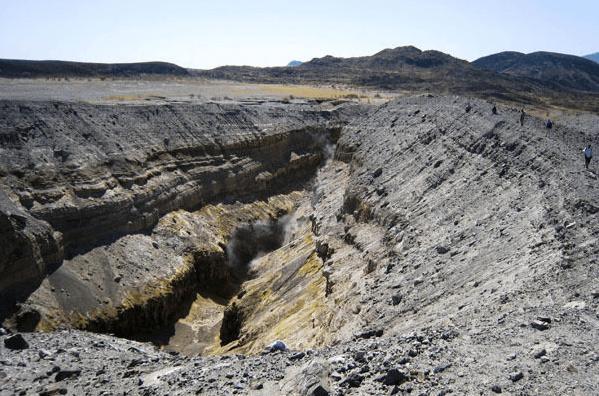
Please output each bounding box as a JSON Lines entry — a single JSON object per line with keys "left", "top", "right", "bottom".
{"left": 2, "top": 46, "right": 599, "bottom": 112}
{"left": 0, "top": 59, "right": 190, "bottom": 78}
{"left": 473, "top": 51, "right": 599, "bottom": 92}
{"left": 191, "top": 46, "right": 599, "bottom": 112}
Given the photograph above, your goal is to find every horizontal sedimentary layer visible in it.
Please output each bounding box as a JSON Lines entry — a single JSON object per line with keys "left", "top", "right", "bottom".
{"left": 0, "top": 99, "right": 365, "bottom": 311}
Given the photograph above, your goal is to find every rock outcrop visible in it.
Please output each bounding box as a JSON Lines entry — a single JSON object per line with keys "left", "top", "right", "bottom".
{"left": 0, "top": 99, "right": 365, "bottom": 329}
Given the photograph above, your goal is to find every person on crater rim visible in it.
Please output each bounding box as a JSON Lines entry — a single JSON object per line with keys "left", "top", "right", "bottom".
{"left": 583, "top": 144, "right": 594, "bottom": 169}
{"left": 519, "top": 108, "right": 525, "bottom": 126}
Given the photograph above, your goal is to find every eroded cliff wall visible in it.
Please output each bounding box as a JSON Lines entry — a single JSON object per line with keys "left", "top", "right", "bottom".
{"left": 0, "top": 99, "right": 365, "bottom": 322}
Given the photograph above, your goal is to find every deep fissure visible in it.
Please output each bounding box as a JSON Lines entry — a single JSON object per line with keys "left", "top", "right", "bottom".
{"left": 113, "top": 129, "right": 339, "bottom": 352}
{"left": 0, "top": 101, "right": 347, "bottom": 356}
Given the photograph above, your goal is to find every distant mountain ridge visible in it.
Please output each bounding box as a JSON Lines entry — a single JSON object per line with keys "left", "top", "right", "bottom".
{"left": 3, "top": 47, "right": 599, "bottom": 112}
{"left": 195, "top": 46, "right": 511, "bottom": 92}
{"left": 585, "top": 53, "right": 599, "bottom": 63}
{"left": 194, "top": 46, "right": 599, "bottom": 110}
{"left": 0, "top": 59, "right": 190, "bottom": 78}
{"left": 473, "top": 51, "right": 599, "bottom": 92}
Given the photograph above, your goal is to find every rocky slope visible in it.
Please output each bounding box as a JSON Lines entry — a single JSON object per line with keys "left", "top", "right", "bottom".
{"left": 2, "top": 92, "right": 599, "bottom": 395}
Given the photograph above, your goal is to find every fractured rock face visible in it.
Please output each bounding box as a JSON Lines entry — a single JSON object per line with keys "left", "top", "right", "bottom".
{"left": 0, "top": 187, "right": 63, "bottom": 322}
{"left": 0, "top": 99, "right": 363, "bottom": 329}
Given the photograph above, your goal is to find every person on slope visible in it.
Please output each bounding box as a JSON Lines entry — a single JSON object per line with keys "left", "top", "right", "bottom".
{"left": 520, "top": 108, "right": 526, "bottom": 126}
{"left": 583, "top": 144, "right": 594, "bottom": 169}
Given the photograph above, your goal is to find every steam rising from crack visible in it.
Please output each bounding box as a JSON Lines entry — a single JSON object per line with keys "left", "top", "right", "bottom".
{"left": 225, "top": 218, "right": 285, "bottom": 279}
{"left": 224, "top": 207, "right": 313, "bottom": 279}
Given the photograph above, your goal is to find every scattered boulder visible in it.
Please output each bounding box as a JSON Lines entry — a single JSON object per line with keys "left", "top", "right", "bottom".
{"left": 265, "top": 340, "right": 288, "bottom": 353}
{"left": 289, "top": 351, "right": 306, "bottom": 361}
{"left": 532, "top": 347, "right": 547, "bottom": 359}
{"left": 39, "top": 388, "right": 68, "bottom": 396}
{"left": 433, "top": 363, "right": 452, "bottom": 374}
{"left": 531, "top": 320, "right": 550, "bottom": 331}
{"left": 508, "top": 371, "right": 523, "bottom": 382}
{"left": 355, "top": 329, "right": 384, "bottom": 339}
{"left": 379, "top": 368, "right": 409, "bottom": 386}
{"left": 55, "top": 370, "right": 81, "bottom": 382}
{"left": 47, "top": 366, "right": 61, "bottom": 376}
{"left": 436, "top": 246, "right": 450, "bottom": 254}
{"left": 311, "top": 384, "right": 330, "bottom": 396}
{"left": 353, "top": 351, "right": 367, "bottom": 363}
{"left": 340, "top": 373, "right": 364, "bottom": 388}
{"left": 3, "top": 334, "right": 29, "bottom": 350}
{"left": 280, "top": 360, "right": 331, "bottom": 396}
{"left": 329, "top": 355, "right": 346, "bottom": 365}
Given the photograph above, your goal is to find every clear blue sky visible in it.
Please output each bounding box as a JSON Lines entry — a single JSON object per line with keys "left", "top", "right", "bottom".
{"left": 1, "top": 0, "right": 597, "bottom": 69}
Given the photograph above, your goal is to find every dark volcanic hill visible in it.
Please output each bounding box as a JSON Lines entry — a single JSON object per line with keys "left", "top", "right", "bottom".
{"left": 0, "top": 59, "right": 190, "bottom": 78}
{"left": 473, "top": 51, "right": 599, "bottom": 92}
{"left": 195, "top": 46, "right": 511, "bottom": 93}
{"left": 193, "top": 46, "right": 599, "bottom": 112}
{"left": 3, "top": 47, "right": 599, "bottom": 111}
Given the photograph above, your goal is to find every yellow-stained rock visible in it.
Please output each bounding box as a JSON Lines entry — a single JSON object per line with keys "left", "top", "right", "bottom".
{"left": 207, "top": 213, "right": 332, "bottom": 356}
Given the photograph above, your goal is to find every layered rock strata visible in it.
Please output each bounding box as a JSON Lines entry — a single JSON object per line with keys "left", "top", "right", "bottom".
{"left": 0, "top": 99, "right": 364, "bottom": 327}
{"left": 24, "top": 192, "right": 303, "bottom": 345}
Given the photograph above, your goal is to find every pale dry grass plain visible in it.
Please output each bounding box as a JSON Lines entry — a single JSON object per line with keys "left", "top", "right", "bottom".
{"left": 0, "top": 77, "right": 396, "bottom": 105}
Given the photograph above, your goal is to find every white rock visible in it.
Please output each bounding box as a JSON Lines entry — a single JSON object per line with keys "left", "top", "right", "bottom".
{"left": 563, "top": 301, "right": 586, "bottom": 310}
{"left": 328, "top": 355, "right": 346, "bottom": 365}
{"left": 266, "top": 340, "right": 288, "bottom": 352}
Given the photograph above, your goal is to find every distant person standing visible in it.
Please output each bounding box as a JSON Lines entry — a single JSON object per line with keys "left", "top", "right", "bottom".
{"left": 545, "top": 119, "right": 553, "bottom": 129}
{"left": 492, "top": 105, "right": 497, "bottom": 114}
{"left": 583, "top": 145, "right": 594, "bottom": 169}
{"left": 520, "top": 109, "right": 526, "bottom": 126}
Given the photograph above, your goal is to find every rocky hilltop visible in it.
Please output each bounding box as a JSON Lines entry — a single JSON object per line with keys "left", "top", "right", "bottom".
{"left": 193, "top": 46, "right": 599, "bottom": 112}
{"left": 473, "top": 51, "right": 599, "bottom": 92}
{"left": 0, "top": 59, "right": 190, "bottom": 78}
{"left": 1, "top": 84, "right": 599, "bottom": 395}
